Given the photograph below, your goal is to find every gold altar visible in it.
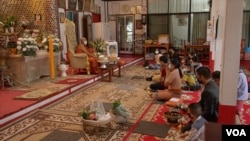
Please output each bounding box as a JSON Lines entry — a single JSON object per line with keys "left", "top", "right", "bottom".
{"left": 7, "top": 52, "right": 61, "bottom": 83}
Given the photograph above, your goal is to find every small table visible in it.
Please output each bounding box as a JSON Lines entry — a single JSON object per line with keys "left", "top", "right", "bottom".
{"left": 100, "top": 62, "right": 121, "bottom": 82}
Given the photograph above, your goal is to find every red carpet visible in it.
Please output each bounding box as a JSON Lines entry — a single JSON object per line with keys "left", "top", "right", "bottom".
{"left": 239, "top": 101, "right": 250, "bottom": 125}
{"left": 123, "top": 89, "right": 249, "bottom": 140}
{"left": 0, "top": 89, "right": 37, "bottom": 118}
{"left": 123, "top": 90, "right": 201, "bottom": 141}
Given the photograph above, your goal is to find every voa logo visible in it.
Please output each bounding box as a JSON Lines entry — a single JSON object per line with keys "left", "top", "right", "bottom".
{"left": 226, "top": 129, "right": 246, "bottom": 136}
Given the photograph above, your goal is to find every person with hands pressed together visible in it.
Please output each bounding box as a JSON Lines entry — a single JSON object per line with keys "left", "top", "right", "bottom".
{"left": 149, "top": 55, "right": 169, "bottom": 92}
{"left": 154, "top": 58, "right": 183, "bottom": 100}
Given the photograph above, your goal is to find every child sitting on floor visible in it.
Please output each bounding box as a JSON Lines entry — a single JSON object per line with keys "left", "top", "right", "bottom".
{"left": 178, "top": 103, "right": 207, "bottom": 141}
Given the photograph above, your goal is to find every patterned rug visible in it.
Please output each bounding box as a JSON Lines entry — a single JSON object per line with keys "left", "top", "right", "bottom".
{"left": 1, "top": 63, "right": 248, "bottom": 141}
{"left": 11, "top": 75, "right": 95, "bottom": 100}
{"left": 14, "top": 84, "right": 70, "bottom": 100}
{"left": 238, "top": 101, "right": 250, "bottom": 125}
{"left": 0, "top": 63, "right": 155, "bottom": 141}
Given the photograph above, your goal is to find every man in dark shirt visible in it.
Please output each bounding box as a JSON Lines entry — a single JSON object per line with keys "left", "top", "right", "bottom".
{"left": 196, "top": 66, "right": 219, "bottom": 122}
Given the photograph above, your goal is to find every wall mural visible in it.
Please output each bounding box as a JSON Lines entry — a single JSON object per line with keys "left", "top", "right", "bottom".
{"left": 0, "top": 0, "right": 59, "bottom": 36}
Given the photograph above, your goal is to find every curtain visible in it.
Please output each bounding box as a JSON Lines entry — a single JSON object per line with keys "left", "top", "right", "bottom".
{"left": 169, "top": 14, "right": 189, "bottom": 48}
{"left": 148, "top": 0, "right": 168, "bottom": 14}
{"left": 169, "top": 0, "right": 190, "bottom": 13}
{"left": 191, "top": 13, "right": 209, "bottom": 43}
{"left": 148, "top": 15, "right": 168, "bottom": 40}
{"left": 242, "top": 12, "right": 250, "bottom": 47}
{"left": 191, "top": 0, "right": 210, "bottom": 12}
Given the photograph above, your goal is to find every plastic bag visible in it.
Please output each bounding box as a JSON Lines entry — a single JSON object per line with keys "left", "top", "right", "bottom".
{"left": 89, "top": 98, "right": 106, "bottom": 119}
{"left": 113, "top": 104, "right": 131, "bottom": 119}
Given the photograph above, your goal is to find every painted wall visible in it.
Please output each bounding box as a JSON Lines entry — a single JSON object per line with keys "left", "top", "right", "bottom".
{"left": 0, "top": 0, "right": 58, "bottom": 36}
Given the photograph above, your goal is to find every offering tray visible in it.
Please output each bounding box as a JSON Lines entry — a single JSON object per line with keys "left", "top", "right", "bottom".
{"left": 82, "top": 113, "right": 111, "bottom": 126}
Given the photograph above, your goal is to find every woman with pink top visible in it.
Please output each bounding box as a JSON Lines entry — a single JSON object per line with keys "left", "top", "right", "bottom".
{"left": 155, "top": 58, "right": 183, "bottom": 100}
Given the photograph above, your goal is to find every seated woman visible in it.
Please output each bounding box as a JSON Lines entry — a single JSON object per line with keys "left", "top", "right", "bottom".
{"left": 154, "top": 58, "right": 183, "bottom": 101}
{"left": 149, "top": 55, "right": 169, "bottom": 91}
{"left": 75, "top": 37, "right": 100, "bottom": 74}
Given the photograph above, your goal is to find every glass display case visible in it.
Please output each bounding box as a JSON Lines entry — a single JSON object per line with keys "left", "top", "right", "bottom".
{"left": 116, "top": 15, "right": 134, "bottom": 54}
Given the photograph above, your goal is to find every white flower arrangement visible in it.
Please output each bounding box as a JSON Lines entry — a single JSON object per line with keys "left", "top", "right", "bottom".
{"left": 16, "top": 37, "right": 39, "bottom": 57}
{"left": 41, "top": 35, "right": 62, "bottom": 52}
{"left": 89, "top": 38, "right": 108, "bottom": 53}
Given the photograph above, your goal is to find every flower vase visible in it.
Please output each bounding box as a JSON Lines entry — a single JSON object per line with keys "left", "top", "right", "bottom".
{"left": 9, "top": 27, "right": 14, "bottom": 33}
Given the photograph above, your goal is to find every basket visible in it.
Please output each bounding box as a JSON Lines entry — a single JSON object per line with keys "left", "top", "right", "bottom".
{"left": 164, "top": 111, "right": 181, "bottom": 125}
{"left": 82, "top": 113, "right": 111, "bottom": 127}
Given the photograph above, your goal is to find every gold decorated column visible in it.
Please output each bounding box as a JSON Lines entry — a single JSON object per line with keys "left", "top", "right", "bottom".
{"left": 49, "top": 35, "right": 55, "bottom": 79}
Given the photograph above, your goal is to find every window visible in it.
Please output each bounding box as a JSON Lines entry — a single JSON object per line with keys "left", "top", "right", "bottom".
{"left": 148, "top": 15, "right": 168, "bottom": 40}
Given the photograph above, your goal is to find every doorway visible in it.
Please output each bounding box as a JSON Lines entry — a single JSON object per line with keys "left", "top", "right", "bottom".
{"left": 116, "top": 15, "right": 134, "bottom": 54}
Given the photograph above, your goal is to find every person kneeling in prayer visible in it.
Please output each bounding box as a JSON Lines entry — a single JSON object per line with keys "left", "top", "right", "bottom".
{"left": 153, "top": 58, "right": 183, "bottom": 100}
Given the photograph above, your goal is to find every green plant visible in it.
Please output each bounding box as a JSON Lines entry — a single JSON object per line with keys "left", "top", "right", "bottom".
{"left": 5, "top": 16, "right": 17, "bottom": 28}
{"left": 80, "top": 109, "right": 90, "bottom": 119}
{"left": 112, "top": 99, "right": 121, "bottom": 109}
{"left": 89, "top": 38, "right": 108, "bottom": 53}
{"left": 79, "top": 108, "right": 96, "bottom": 120}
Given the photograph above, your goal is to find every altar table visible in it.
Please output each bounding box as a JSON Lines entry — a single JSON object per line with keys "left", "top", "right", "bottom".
{"left": 7, "top": 52, "right": 61, "bottom": 83}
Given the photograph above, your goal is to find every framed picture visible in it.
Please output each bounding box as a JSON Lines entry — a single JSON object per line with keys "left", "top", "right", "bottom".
{"left": 141, "top": 6, "right": 147, "bottom": 14}
{"left": 109, "top": 15, "right": 116, "bottom": 21}
{"left": 136, "top": 20, "right": 143, "bottom": 29}
{"left": 84, "top": 0, "right": 91, "bottom": 12}
{"left": 130, "top": 7, "right": 136, "bottom": 14}
{"left": 136, "top": 6, "right": 142, "bottom": 14}
{"left": 59, "top": 12, "right": 65, "bottom": 23}
{"left": 178, "top": 18, "right": 187, "bottom": 26}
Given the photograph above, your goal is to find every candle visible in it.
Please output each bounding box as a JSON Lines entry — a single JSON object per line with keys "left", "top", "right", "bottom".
{"left": 49, "top": 35, "right": 55, "bottom": 79}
